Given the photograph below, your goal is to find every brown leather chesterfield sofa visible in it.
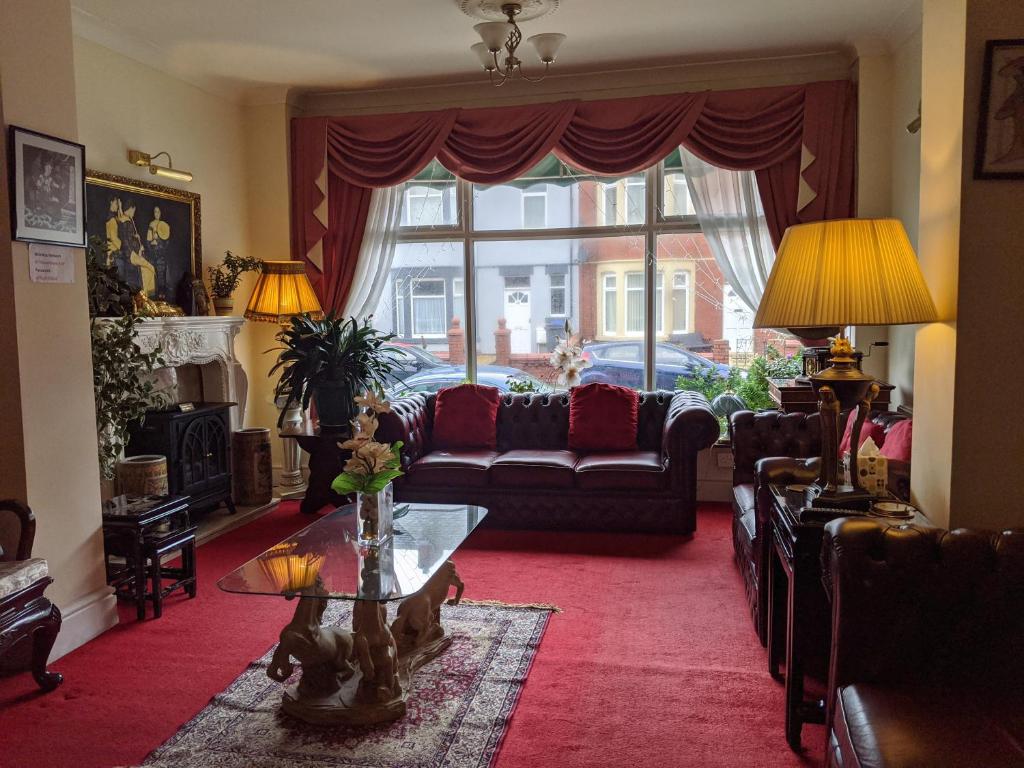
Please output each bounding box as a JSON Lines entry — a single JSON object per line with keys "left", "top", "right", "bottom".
{"left": 822, "top": 517, "right": 1024, "bottom": 768}
{"left": 376, "top": 390, "right": 719, "bottom": 534}
{"left": 728, "top": 409, "right": 910, "bottom": 645}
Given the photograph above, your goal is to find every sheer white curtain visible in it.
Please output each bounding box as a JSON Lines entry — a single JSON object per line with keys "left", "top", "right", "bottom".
{"left": 341, "top": 186, "right": 405, "bottom": 320}
{"left": 680, "top": 148, "right": 775, "bottom": 313}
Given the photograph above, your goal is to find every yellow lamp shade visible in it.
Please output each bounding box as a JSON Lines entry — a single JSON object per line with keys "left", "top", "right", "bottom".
{"left": 753, "top": 218, "right": 939, "bottom": 330}
{"left": 244, "top": 260, "right": 324, "bottom": 324}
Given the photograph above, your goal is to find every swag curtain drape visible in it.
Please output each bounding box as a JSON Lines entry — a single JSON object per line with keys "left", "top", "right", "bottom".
{"left": 291, "top": 79, "right": 856, "bottom": 312}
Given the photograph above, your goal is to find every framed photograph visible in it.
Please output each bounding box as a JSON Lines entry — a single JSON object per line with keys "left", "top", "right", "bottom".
{"left": 975, "top": 38, "right": 1024, "bottom": 179}
{"left": 8, "top": 126, "right": 86, "bottom": 246}
{"left": 85, "top": 171, "right": 201, "bottom": 310}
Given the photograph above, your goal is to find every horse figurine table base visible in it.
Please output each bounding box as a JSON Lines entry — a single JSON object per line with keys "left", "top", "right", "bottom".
{"left": 268, "top": 561, "right": 465, "bottom": 725}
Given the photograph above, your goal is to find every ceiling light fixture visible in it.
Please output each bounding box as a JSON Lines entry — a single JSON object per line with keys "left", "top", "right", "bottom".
{"left": 127, "top": 149, "right": 194, "bottom": 182}
{"left": 461, "top": 1, "right": 565, "bottom": 86}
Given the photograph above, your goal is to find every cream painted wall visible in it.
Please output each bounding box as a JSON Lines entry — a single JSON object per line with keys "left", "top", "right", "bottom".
{"left": 948, "top": 0, "right": 1024, "bottom": 530}
{"left": 910, "top": 0, "right": 966, "bottom": 528}
{"left": 853, "top": 50, "right": 894, "bottom": 382}
{"left": 73, "top": 37, "right": 258, "bottom": 402}
{"left": 886, "top": 25, "right": 924, "bottom": 407}
{"left": 0, "top": 0, "right": 115, "bottom": 655}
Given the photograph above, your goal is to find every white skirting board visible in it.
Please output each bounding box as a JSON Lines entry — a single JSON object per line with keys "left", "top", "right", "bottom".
{"left": 49, "top": 584, "right": 119, "bottom": 662}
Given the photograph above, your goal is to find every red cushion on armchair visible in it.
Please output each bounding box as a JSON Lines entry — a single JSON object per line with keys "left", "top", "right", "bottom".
{"left": 432, "top": 384, "right": 500, "bottom": 450}
{"left": 839, "top": 411, "right": 887, "bottom": 455}
{"left": 879, "top": 419, "right": 913, "bottom": 462}
{"left": 568, "top": 383, "right": 639, "bottom": 451}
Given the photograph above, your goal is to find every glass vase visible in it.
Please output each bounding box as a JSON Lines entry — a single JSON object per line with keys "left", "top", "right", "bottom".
{"left": 356, "top": 483, "right": 394, "bottom": 546}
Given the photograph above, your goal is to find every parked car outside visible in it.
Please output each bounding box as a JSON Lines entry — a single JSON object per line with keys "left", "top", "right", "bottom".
{"left": 386, "top": 366, "right": 551, "bottom": 398}
{"left": 580, "top": 341, "right": 731, "bottom": 390}
{"left": 384, "top": 343, "right": 551, "bottom": 396}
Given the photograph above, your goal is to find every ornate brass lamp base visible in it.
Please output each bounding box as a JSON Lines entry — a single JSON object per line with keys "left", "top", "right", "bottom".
{"left": 268, "top": 562, "right": 466, "bottom": 726}
{"left": 808, "top": 337, "right": 879, "bottom": 512}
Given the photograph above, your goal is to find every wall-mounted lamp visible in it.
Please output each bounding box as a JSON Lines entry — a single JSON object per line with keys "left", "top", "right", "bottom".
{"left": 906, "top": 101, "right": 921, "bottom": 135}
{"left": 127, "top": 149, "right": 193, "bottom": 182}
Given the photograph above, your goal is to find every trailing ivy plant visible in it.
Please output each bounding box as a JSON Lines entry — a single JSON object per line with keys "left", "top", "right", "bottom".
{"left": 206, "top": 251, "right": 263, "bottom": 298}
{"left": 86, "top": 239, "right": 167, "bottom": 480}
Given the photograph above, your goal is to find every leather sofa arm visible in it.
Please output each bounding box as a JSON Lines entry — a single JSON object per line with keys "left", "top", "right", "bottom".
{"left": 754, "top": 456, "right": 819, "bottom": 534}
{"left": 376, "top": 394, "right": 432, "bottom": 470}
{"left": 661, "top": 392, "right": 719, "bottom": 497}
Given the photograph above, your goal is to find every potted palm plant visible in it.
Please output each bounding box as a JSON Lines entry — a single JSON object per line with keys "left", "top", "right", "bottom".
{"left": 270, "top": 314, "right": 405, "bottom": 431}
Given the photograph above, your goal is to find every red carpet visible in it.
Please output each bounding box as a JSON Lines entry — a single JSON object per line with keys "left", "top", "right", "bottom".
{"left": 1, "top": 502, "right": 823, "bottom": 767}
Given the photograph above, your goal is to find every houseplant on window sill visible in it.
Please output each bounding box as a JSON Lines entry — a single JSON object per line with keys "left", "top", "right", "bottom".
{"left": 270, "top": 313, "right": 405, "bottom": 433}
{"left": 331, "top": 390, "right": 404, "bottom": 546}
{"left": 207, "top": 251, "right": 263, "bottom": 315}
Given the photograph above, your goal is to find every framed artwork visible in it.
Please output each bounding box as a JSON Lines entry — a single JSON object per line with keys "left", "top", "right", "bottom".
{"left": 8, "top": 125, "right": 86, "bottom": 246}
{"left": 975, "top": 38, "right": 1024, "bottom": 179}
{"left": 85, "top": 171, "right": 201, "bottom": 309}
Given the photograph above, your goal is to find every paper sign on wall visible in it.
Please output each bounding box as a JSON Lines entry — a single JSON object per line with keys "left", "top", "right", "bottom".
{"left": 28, "top": 243, "right": 75, "bottom": 284}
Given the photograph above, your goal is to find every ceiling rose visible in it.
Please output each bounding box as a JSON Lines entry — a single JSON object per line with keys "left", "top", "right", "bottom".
{"left": 457, "top": 0, "right": 560, "bottom": 23}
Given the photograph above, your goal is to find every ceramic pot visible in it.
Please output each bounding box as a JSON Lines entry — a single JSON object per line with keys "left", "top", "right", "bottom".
{"left": 212, "top": 296, "right": 234, "bottom": 316}
{"left": 117, "top": 454, "right": 168, "bottom": 496}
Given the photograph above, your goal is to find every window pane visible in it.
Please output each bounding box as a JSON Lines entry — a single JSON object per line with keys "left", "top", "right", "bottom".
{"left": 626, "top": 272, "right": 644, "bottom": 334}
{"left": 473, "top": 155, "right": 644, "bottom": 231}
{"left": 401, "top": 160, "right": 457, "bottom": 228}
{"left": 368, "top": 241, "right": 466, "bottom": 398}
{"left": 662, "top": 170, "right": 696, "bottom": 218}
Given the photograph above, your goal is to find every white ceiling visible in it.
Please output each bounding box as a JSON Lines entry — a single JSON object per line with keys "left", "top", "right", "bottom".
{"left": 71, "top": 0, "right": 919, "bottom": 103}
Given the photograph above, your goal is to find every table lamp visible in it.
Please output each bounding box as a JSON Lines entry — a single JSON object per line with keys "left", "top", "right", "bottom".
{"left": 245, "top": 260, "right": 324, "bottom": 499}
{"left": 753, "top": 218, "right": 938, "bottom": 509}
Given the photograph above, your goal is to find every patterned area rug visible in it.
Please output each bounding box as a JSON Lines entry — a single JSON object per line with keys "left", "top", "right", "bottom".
{"left": 140, "top": 601, "right": 552, "bottom": 768}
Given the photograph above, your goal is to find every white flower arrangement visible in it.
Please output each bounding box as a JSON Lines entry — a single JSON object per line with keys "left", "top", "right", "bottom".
{"left": 549, "top": 319, "right": 592, "bottom": 388}
{"left": 331, "top": 390, "right": 404, "bottom": 495}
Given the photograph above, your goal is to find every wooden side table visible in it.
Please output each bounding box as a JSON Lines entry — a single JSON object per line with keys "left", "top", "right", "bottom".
{"left": 102, "top": 495, "right": 191, "bottom": 619}
{"left": 768, "top": 378, "right": 894, "bottom": 414}
{"left": 766, "top": 485, "right": 930, "bottom": 749}
{"left": 280, "top": 431, "right": 352, "bottom": 515}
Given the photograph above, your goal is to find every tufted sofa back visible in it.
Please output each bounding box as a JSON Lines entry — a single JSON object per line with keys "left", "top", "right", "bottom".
{"left": 379, "top": 390, "right": 684, "bottom": 460}
{"left": 824, "top": 518, "right": 1024, "bottom": 692}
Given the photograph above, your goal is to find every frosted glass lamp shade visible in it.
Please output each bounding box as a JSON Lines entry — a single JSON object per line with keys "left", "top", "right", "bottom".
{"left": 527, "top": 33, "right": 566, "bottom": 63}
{"left": 474, "top": 21, "right": 512, "bottom": 52}
{"left": 471, "top": 42, "right": 496, "bottom": 70}
{"left": 244, "top": 260, "right": 324, "bottom": 325}
{"left": 753, "top": 218, "right": 939, "bottom": 330}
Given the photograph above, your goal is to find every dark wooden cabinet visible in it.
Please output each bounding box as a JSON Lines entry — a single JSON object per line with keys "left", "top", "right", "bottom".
{"left": 127, "top": 403, "right": 235, "bottom": 514}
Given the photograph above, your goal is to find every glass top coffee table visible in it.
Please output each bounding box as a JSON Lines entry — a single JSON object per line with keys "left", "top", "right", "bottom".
{"left": 217, "top": 502, "right": 487, "bottom": 725}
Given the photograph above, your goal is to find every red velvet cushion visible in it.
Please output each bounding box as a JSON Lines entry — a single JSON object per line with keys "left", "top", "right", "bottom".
{"left": 879, "top": 419, "right": 913, "bottom": 462}
{"left": 839, "top": 411, "right": 887, "bottom": 455}
{"left": 568, "top": 383, "right": 639, "bottom": 451}
{"left": 432, "top": 384, "right": 500, "bottom": 450}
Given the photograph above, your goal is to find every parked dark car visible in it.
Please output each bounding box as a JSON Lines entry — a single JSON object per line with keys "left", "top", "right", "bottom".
{"left": 581, "top": 341, "right": 731, "bottom": 390}
{"left": 384, "top": 343, "right": 551, "bottom": 396}
{"left": 386, "top": 366, "right": 550, "bottom": 397}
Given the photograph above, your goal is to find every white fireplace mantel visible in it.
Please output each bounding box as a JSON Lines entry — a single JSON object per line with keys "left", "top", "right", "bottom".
{"left": 131, "top": 316, "right": 248, "bottom": 431}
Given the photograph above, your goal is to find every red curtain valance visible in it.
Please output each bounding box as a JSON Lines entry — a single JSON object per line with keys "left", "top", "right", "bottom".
{"left": 291, "top": 79, "right": 856, "bottom": 311}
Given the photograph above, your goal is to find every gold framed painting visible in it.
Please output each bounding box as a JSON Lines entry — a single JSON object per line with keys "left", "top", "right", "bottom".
{"left": 85, "top": 170, "right": 202, "bottom": 310}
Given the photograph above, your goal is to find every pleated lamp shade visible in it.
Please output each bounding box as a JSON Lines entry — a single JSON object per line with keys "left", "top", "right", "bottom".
{"left": 753, "top": 219, "right": 938, "bottom": 330}
{"left": 244, "top": 260, "right": 324, "bottom": 324}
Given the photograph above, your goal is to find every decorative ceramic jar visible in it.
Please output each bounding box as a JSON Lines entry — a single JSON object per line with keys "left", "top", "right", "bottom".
{"left": 356, "top": 483, "right": 394, "bottom": 547}
{"left": 232, "top": 428, "right": 273, "bottom": 506}
{"left": 116, "top": 454, "right": 169, "bottom": 496}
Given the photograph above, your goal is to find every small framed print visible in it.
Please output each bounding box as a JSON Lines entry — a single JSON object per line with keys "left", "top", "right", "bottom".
{"left": 8, "top": 125, "right": 86, "bottom": 246}
{"left": 975, "top": 39, "right": 1024, "bottom": 179}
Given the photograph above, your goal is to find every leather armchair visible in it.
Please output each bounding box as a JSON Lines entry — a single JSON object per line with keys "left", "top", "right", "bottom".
{"left": 729, "top": 410, "right": 822, "bottom": 645}
{"left": 822, "top": 518, "right": 1024, "bottom": 768}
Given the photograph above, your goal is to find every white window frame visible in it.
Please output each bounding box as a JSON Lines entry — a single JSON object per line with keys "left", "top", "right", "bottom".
{"left": 602, "top": 273, "right": 618, "bottom": 336}
{"left": 600, "top": 182, "right": 618, "bottom": 226}
{"left": 402, "top": 184, "right": 456, "bottom": 227}
{"left": 393, "top": 160, "right": 703, "bottom": 388}
{"left": 452, "top": 277, "right": 464, "bottom": 317}
{"left": 672, "top": 270, "right": 690, "bottom": 333}
{"left": 549, "top": 272, "right": 567, "bottom": 317}
{"left": 625, "top": 271, "right": 644, "bottom": 336}
{"left": 410, "top": 277, "right": 447, "bottom": 338}
{"left": 394, "top": 278, "right": 405, "bottom": 337}
{"left": 521, "top": 188, "right": 548, "bottom": 228}
{"left": 625, "top": 178, "right": 645, "bottom": 225}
